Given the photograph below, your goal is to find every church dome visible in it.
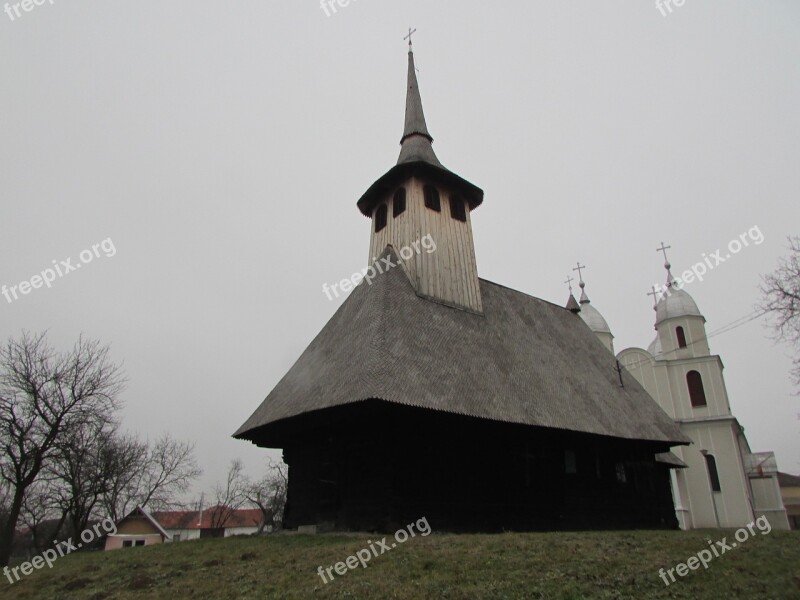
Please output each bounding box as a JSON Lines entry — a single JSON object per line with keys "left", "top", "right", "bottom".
{"left": 647, "top": 334, "right": 663, "bottom": 358}
{"left": 576, "top": 279, "right": 612, "bottom": 335}
{"left": 579, "top": 302, "right": 612, "bottom": 335}
{"left": 655, "top": 287, "right": 703, "bottom": 326}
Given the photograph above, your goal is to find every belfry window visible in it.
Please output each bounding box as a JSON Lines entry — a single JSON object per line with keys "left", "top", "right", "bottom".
{"left": 393, "top": 187, "right": 406, "bottom": 217}
{"left": 676, "top": 326, "right": 687, "bottom": 348}
{"left": 423, "top": 184, "right": 440, "bottom": 212}
{"left": 704, "top": 453, "right": 722, "bottom": 492}
{"left": 449, "top": 195, "right": 467, "bottom": 222}
{"left": 374, "top": 203, "right": 387, "bottom": 233}
{"left": 687, "top": 370, "right": 707, "bottom": 407}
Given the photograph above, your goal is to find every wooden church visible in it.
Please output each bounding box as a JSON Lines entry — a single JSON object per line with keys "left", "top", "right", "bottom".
{"left": 235, "top": 44, "right": 690, "bottom": 532}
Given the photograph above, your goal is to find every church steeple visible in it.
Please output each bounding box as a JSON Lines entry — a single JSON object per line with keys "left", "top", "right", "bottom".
{"left": 357, "top": 39, "right": 486, "bottom": 313}
{"left": 397, "top": 48, "right": 442, "bottom": 167}
{"left": 652, "top": 243, "right": 709, "bottom": 358}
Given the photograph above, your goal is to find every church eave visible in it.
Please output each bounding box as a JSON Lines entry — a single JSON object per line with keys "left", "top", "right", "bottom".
{"left": 235, "top": 399, "right": 689, "bottom": 452}
{"left": 356, "top": 160, "right": 484, "bottom": 217}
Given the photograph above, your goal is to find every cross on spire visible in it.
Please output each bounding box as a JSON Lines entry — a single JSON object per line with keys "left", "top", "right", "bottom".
{"left": 647, "top": 285, "right": 661, "bottom": 308}
{"left": 656, "top": 242, "right": 672, "bottom": 265}
{"left": 573, "top": 262, "right": 586, "bottom": 284}
{"left": 404, "top": 27, "right": 417, "bottom": 47}
{"left": 564, "top": 275, "right": 575, "bottom": 293}
{"left": 656, "top": 241, "right": 677, "bottom": 286}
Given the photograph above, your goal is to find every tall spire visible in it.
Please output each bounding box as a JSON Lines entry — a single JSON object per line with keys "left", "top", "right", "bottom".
{"left": 356, "top": 37, "right": 484, "bottom": 218}
{"left": 397, "top": 44, "right": 442, "bottom": 167}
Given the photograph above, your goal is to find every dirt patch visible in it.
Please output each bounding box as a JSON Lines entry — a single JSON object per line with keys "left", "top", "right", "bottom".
{"left": 63, "top": 578, "right": 93, "bottom": 591}
{"left": 203, "top": 559, "right": 223, "bottom": 567}
{"left": 129, "top": 575, "right": 154, "bottom": 590}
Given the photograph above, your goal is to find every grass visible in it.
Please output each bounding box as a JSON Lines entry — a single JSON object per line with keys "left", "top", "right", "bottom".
{"left": 3, "top": 529, "right": 799, "bottom": 599}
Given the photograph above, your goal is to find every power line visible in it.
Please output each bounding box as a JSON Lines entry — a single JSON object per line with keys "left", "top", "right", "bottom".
{"left": 616, "top": 309, "right": 767, "bottom": 374}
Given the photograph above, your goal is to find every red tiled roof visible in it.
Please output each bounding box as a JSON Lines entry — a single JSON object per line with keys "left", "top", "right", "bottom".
{"left": 151, "top": 507, "right": 263, "bottom": 530}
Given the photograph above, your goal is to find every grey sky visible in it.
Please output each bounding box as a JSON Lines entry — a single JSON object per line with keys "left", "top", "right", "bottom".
{"left": 1, "top": 1, "right": 798, "bottom": 497}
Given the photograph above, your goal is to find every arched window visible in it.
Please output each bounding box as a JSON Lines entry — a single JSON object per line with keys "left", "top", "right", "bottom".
{"left": 449, "top": 195, "right": 466, "bottom": 222}
{"left": 704, "top": 453, "right": 721, "bottom": 492}
{"left": 423, "top": 184, "right": 440, "bottom": 212}
{"left": 393, "top": 187, "right": 406, "bottom": 217}
{"left": 687, "top": 370, "right": 707, "bottom": 407}
{"left": 676, "top": 326, "right": 687, "bottom": 348}
{"left": 374, "top": 203, "right": 387, "bottom": 233}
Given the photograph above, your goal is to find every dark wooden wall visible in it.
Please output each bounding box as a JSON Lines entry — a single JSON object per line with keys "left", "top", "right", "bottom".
{"left": 263, "top": 401, "right": 679, "bottom": 532}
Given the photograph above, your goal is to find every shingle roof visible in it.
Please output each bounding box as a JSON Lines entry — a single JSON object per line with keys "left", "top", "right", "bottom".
{"left": 235, "top": 247, "right": 689, "bottom": 446}
{"left": 398, "top": 49, "right": 438, "bottom": 165}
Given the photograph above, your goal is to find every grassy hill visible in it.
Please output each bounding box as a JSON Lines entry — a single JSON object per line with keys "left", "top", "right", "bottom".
{"left": 3, "top": 529, "right": 799, "bottom": 599}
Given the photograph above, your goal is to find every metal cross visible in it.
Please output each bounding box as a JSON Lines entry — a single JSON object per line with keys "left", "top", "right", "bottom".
{"left": 572, "top": 262, "right": 586, "bottom": 284}
{"left": 656, "top": 242, "right": 672, "bottom": 263}
{"left": 564, "top": 275, "right": 575, "bottom": 293}
{"left": 647, "top": 285, "right": 661, "bottom": 306}
{"left": 404, "top": 27, "right": 417, "bottom": 47}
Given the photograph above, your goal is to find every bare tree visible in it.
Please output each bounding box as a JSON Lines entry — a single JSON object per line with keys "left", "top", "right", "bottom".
{"left": 99, "top": 432, "right": 149, "bottom": 522}
{"left": 48, "top": 424, "right": 120, "bottom": 542}
{"left": 0, "top": 479, "right": 10, "bottom": 524}
{"left": 100, "top": 433, "right": 201, "bottom": 521}
{"left": 209, "top": 459, "right": 247, "bottom": 529}
{"left": 19, "top": 479, "right": 62, "bottom": 555}
{"left": 0, "top": 332, "right": 124, "bottom": 566}
{"left": 245, "top": 460, "right": 287, "bottom": 534}
{"left": 759, "top": 235, "right": 800, "bottom": 386}
{"left": 141, "top": 435, "right": 202, "bottom": 511}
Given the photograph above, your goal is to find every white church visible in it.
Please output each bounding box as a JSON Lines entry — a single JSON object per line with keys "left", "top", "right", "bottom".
{"left": 571, "top": 258, "right": 791, "bottom": 531}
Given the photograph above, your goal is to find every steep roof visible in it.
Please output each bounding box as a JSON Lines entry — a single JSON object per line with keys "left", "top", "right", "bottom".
{"left": 397, "top": 48, "right": 440, "bottom": 166}
{"left": 235, "top": 248, "right": 688, "bottom": 446}
{"left": 115, "top": 507, "right": 171, "bottom": 539}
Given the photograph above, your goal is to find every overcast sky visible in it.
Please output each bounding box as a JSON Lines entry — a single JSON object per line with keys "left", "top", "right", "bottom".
{"left": 1, "top": 1, "right": 798, "bottom": 498}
